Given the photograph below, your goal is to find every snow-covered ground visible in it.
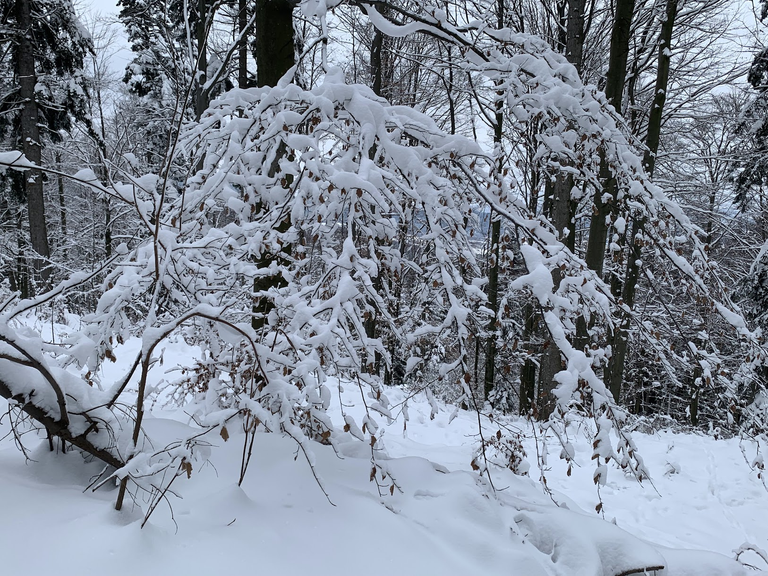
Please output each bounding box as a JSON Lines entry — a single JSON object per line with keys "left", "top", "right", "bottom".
{"left": 0, "top": 334, "right": 766, "bottom": 575}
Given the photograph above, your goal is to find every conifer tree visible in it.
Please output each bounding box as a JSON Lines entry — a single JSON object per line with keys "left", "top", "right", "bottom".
{"left": 0, "top": 0, "right": 91, "bottom": 292}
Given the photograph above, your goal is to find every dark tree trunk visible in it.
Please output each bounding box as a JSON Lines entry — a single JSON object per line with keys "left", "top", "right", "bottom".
{"left": 371, "top": 28, "right": 385, "bottom": 97}
{"left": 565, "top": 0, "right": 586, "bottom": 71}
{"left": 16, "top": 0, "right": 51, "bottom": 289}
{"left": 15, "top": 207, "right": 29, "bottom": 298}
{"left": 584, "top": 0, "right": 636, "bottom": 280}
{"left": 608, "top": 0, "right": 678, "bottom": 402}
{"left": 251, "top": 0, "right": 296, "bottom": 333}
{"left": 55, "top": 152, "right": 68, "bottom": 261}
{"left": 483, "top": 0, "right": 505, "bottom": 404}
{"left": 535, "top": 0, "right": 586, "bottom": 419}
{"left": 195, "top": 0, "right": 209, "bottom": 120}
{"left": 239, "top": 0, "right": 249, "bottom": 88}
{"left": 483, "top": 214, "right": 501, "bottom": 401}
{"left": 254, "top": 0, "right": 296, "bottom": 87}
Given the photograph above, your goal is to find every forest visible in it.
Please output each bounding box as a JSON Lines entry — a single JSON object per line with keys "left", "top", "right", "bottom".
{"left": 0, "top": 0, "right": 767, "bottom": 573}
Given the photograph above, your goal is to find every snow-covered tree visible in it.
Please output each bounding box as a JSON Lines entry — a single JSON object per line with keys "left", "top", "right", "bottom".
{"left": 0, "top": 0, "right": 765, "bottom": 522}
{"left": 0, "top": 0, "right": 92, "bottom": 292}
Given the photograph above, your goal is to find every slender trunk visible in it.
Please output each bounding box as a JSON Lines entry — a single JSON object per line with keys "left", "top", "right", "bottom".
{"left": 90, "top": 58, "right": 112, "bottom": 261}
{"left": 55, "top": 152, "right": 68, "bottom": 261}
{"left": 608, "top": 0, "right": 677, "bottom": 402}
{"left": 520, "top": 148, "right": 539, "bottom": 414}
{"left": 105, "top": 200, "right": 112, "bottom": 258}
{"left": 484, "top": 214, "right": 501, "bottom": 401}
{"left": 196, "top": 0, "right": 209, "bottom": 120}
{"left": 584, "top": 0, "right": 636, "bottom": 279}
{"left": 371, "top": 28, "right": 384, "bottom": 97}
{"left": 535, "top": 0, "right": 586, "bottom": 419}
{"left": 15, "top": 207, "right": 29, "bottom": 299}
{"left": 483, "top": 0, "right": 504, "bottom": 403}
{"left": 239, "top": 0, "right": 249, "bottom": 88}
{"left": 445, "top": 38, "right": 456, "bottom": 135}
{"left": 705, "top": 186, "right": 716, "bottom": 247}
{"left": 251, "top": 0, "right": 295, "bottom": 333}
{"left": 16, "top": 0, "right": 51, "bottom": 290}
{"left": 565, "top": 0, "right": 586, "bottom": 70}
{"left": 519, "top": 303, "right": 537, "bottom": 415}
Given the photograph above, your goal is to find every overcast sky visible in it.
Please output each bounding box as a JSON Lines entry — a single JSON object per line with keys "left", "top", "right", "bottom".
{"left": 81, "top": 0, "right": 131, "bottom": 75}
{"left": 77, "top": 0, "right": 763, "bottom": 86}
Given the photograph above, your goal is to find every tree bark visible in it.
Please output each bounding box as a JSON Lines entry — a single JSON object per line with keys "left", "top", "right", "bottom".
{"left": 195, "top": 0, "right": 209, "bottom": 120}
{"left": 55, "top": 152, "right": 68, "bottom": 261}
{"left": 238, "top": 0, "right": 249, "bottom": 88}
{"left": 535, "top": 0, "right": 586, "bottom": 419}
{"left": 483, "top": 0, "right": 504, "bottom": 404}
{"left": 16, "top": 0, "right": 51, "bottom": 290}
{"left": 251, "top": 0, "right": 296, "bottom": 333}
{"left": 371, "top": 27, "right": 385, "bottom": 97}
{"left": 608, "top": 0, "right": 678, "bottom": 402}
{"left": 254, "top": 0, "right": 296, "bottom": 87}
{"left": 584, "top": 0, "right": 636, "bottom": 280}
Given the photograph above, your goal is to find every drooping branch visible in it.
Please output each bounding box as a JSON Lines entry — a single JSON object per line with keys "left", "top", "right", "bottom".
{"left": 0, "top": 335, "right": 69, "bottom": 427}
{"left": 0, "top": 373, "right": 124, "bottom": 470}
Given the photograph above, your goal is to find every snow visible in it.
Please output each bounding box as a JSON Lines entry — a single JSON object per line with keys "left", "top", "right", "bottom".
{"left": 0, "top": 336, "right": 765, "bottom": 576}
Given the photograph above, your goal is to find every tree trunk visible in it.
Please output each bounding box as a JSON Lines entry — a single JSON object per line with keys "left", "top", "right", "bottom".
{"left": 195, "top": 0, "right": 209, "bottom": 120}
{"left": 16, "top": 0, "right": 51, "bottom": 290}
{"left": 238, "top": 0, "right": 249, "bottom": 88}
{"left": 535, "top": 0, "right": 586, "bottom": 419}
{"left": 607, "top": 0, "right": 678, "bottom": 402}
{"left": 483, "top": 0, "right": 505, "bottom": 404}
{"left": 371, "top": 27, "right": 385, "bottom": 97}
{"left": 565, "top": 0, "right": 586, "bottom": 71}
{"left": 519, "top": 303, "right": 537, "bottom": 415}
{"left": 254, "top": 0, "right": 295, "bottom": 87}
{"left": 584, "top": 0, "right": 636, "bottom": 279}
{"left": 15, "top": 207, "right": 30, "bottom": 298}
{"left": 251, "top": 0, "right": 296, "bottom": 333}
{"left": 484, "top": 214, "right": 501, "bottom": 401}
{"left": 55, "top": 152, "right": 68, "bottom": 261}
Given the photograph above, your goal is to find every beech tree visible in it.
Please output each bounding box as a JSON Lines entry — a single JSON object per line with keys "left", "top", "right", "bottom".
{"left": 0, "top": 0, "right": 765, "bottom": 526}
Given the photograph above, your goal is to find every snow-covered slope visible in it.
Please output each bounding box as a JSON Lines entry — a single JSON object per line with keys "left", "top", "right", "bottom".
{"left": 0, "top": 337, "right": 765, "bottom": 576}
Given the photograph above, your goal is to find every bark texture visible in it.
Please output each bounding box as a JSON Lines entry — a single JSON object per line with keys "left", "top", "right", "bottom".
{"left": 16, "top": 0, "right": 51, "bottom": 289}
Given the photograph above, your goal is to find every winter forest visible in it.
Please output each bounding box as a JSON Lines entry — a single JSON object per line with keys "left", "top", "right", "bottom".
{"left": 0, "top": 0, "right": 767, "bottom": 572}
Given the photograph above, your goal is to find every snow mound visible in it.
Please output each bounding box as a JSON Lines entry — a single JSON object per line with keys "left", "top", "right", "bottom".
{"left": 0, "top": 378, "right": 765, "bottom": 576}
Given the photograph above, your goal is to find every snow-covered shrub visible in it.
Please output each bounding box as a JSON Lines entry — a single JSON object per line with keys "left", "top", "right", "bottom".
{"left": 0, "top": 0, "right": 766, "bottom": 521}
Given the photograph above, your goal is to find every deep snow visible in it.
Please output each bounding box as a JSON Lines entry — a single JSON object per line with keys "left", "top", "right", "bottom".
{"left": 0, "top": 333, "right": 766, "bottom": 576}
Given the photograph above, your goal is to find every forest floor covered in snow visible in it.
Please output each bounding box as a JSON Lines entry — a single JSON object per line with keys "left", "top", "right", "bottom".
{"left": 0, "top": 331, "right": 766, "bottom": 576}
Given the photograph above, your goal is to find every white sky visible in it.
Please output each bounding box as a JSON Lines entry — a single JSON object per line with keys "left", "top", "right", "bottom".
{"left": 81, "top": 0, "right": 132, "bottom": 75}
{"left": 76, "top": 0, "right": 763, "bottom": 87}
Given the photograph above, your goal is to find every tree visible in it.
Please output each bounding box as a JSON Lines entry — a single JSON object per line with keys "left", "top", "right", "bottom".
{"left": 734, "top": 0, "right": 768, "bottom": 214}
{"left": 0, "top": 0, "right": 92, "bottom": 291}
{"left": 535, "top": 0, "right": 588, "bottom": 419}
{"left": 607, "top": 0, "right": 678, "bottom": 406}
{"left": 0, "top": 0, "right": 765, "bottom": 525}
